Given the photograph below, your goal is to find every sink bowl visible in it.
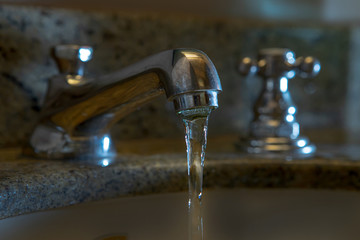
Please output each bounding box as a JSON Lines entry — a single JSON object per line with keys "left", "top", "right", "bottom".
{"left": 2, "top": 188, "right": 360, "bottom": 240}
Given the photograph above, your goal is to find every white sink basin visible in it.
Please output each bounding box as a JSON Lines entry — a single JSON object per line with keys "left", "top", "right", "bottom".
{"left": 2, "top": 188, "right": 360, "bottom": 240}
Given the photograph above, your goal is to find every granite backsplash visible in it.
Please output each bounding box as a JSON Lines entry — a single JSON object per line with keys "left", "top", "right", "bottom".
{"left": 0, "top": 4, "right": 354, "bottom": 147}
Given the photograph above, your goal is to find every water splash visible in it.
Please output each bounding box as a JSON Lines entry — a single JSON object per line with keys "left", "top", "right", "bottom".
{"left": 178, "top": 107, "right": 213, "bottom": 240}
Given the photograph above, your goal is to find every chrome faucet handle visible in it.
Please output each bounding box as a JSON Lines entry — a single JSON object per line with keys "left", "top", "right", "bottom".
{"left": 237, "top": 48, "right": 321, "bottom": 159}
{"left": 53, "top": 44, "right": 93, "bottom": 86}
{"left": 53, "top": 44, "right": 93, "bottom": 76}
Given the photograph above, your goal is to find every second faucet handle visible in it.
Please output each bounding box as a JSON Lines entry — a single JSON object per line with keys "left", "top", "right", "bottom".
{"left": 237, "top": 48, "right": 321, "bottom": 159}
{"left": 239, "top": 48, "right": 321, "bottom": 79}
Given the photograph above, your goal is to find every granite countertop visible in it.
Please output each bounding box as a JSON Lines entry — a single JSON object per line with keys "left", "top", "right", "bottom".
{"left": 1, "top": 136, "right": 360, "bottom": 220}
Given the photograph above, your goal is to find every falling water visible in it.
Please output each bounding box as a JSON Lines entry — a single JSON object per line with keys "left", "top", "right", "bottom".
{"left": 178, "top": 107, "right": 212, "bottom": 240}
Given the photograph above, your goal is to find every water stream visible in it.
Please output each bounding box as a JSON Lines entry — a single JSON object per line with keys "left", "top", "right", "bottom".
{"left": 178, "top": 107, "right": 213, "bottom": 240}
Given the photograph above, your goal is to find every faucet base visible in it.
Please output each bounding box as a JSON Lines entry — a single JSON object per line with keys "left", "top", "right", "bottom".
{"left": 23, "top": 125, "right": 116, "bottom": 166}
{"left": 236, "top": 136, "right": 316, "bottom": 160}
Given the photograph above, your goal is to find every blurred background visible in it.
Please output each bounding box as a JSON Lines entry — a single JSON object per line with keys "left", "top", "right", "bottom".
{"left": 4, "top": 0, "right": 360, "bottom": 23}
{"left": 0, "top": 0, "right": 359, "bottom": 148}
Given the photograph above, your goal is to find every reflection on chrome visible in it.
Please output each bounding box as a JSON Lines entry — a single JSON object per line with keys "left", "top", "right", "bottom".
{"left": 100, "top": 158, "right": 110, "bottom": 167}
{"left": 314, "top": 62, "right": 321, "bottom": 72}
{"left": 286, "top": 115, "right": 294, "bottom": 122}
{"left": 302, "top": 146, "right": 313, "bottom": 155}
{"left": 291, "top": 122, "right": 300, "bottom": 139}
{"left": 102, "top": 136, "right": 110, "bottom": 152}
{"left": 286, "top": 51, "right": 295, "bottom": 64}
{"left": 297, "top": 139, "right": 307, "bottom": 148}
{"left": 79, "top": 47, "right": 93, "bottom": 62}
{"left": 288, "top": 106, "right": 296, "bottom": 115}
{"left": 280, "top": 77, "right": 288, "bottom": 92}
{"left": 286, "top": 70, "right": 296, "bottom": 79}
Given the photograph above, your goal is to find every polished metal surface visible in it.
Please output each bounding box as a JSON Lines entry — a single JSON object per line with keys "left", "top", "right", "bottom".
{"left": 238, "top": 48, "right": 320, "bottom": 159}
{"left": 24, "top": 45, "right": 222, "bottom": 163}
{"left": 53, "top": 45, "right": 93, "bottom": 83}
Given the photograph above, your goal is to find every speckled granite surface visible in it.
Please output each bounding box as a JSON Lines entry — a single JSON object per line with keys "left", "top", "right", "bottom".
{"left": 0, "top": 4, "right": 351, "bottom": 146}
{"left": 2, "top": 142, "right": 360, "bottom": 220}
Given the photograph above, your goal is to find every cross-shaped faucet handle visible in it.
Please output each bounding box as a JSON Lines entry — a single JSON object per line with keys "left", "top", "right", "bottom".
{"left": 237, "top": 48, "right": 321, "bottom": 159}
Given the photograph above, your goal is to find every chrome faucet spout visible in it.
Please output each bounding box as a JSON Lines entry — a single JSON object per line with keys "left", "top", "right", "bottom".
{"left": 24, "top": 46, "right": 222, "bottom": 161}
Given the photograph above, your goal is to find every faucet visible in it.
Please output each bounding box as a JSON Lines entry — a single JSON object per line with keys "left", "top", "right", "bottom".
{"left": 237, "top": 48, "right": 320, "bottom": 159}
{"left": 23, "top": 45, "right": 222, "bottom": 162}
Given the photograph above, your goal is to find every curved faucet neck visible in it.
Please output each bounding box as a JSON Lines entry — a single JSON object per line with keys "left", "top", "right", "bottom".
{"left": 25, "top": 48, "right": 222, "bottom": 160}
